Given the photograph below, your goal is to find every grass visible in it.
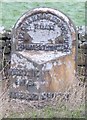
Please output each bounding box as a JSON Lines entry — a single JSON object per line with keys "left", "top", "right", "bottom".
{"left": 8, "top": 103, "right": 85, "bottom": 118}
{"left": 0, "top": 1, "right": 85, "bottom": 29}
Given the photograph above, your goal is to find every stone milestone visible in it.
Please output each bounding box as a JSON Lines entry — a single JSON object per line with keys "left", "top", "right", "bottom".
{"left": 9, "top": 8, "right": 77, "bottom": 101}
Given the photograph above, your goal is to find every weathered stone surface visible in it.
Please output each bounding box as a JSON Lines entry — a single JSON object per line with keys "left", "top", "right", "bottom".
{"left": 9, "top": 8, "right": 77, "bottom": 101}
{"left": 12, "top": 8, "right": 76, "bottom": 52}
{"left": 9, "top": 91, "right": 54, "bottom": 101}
